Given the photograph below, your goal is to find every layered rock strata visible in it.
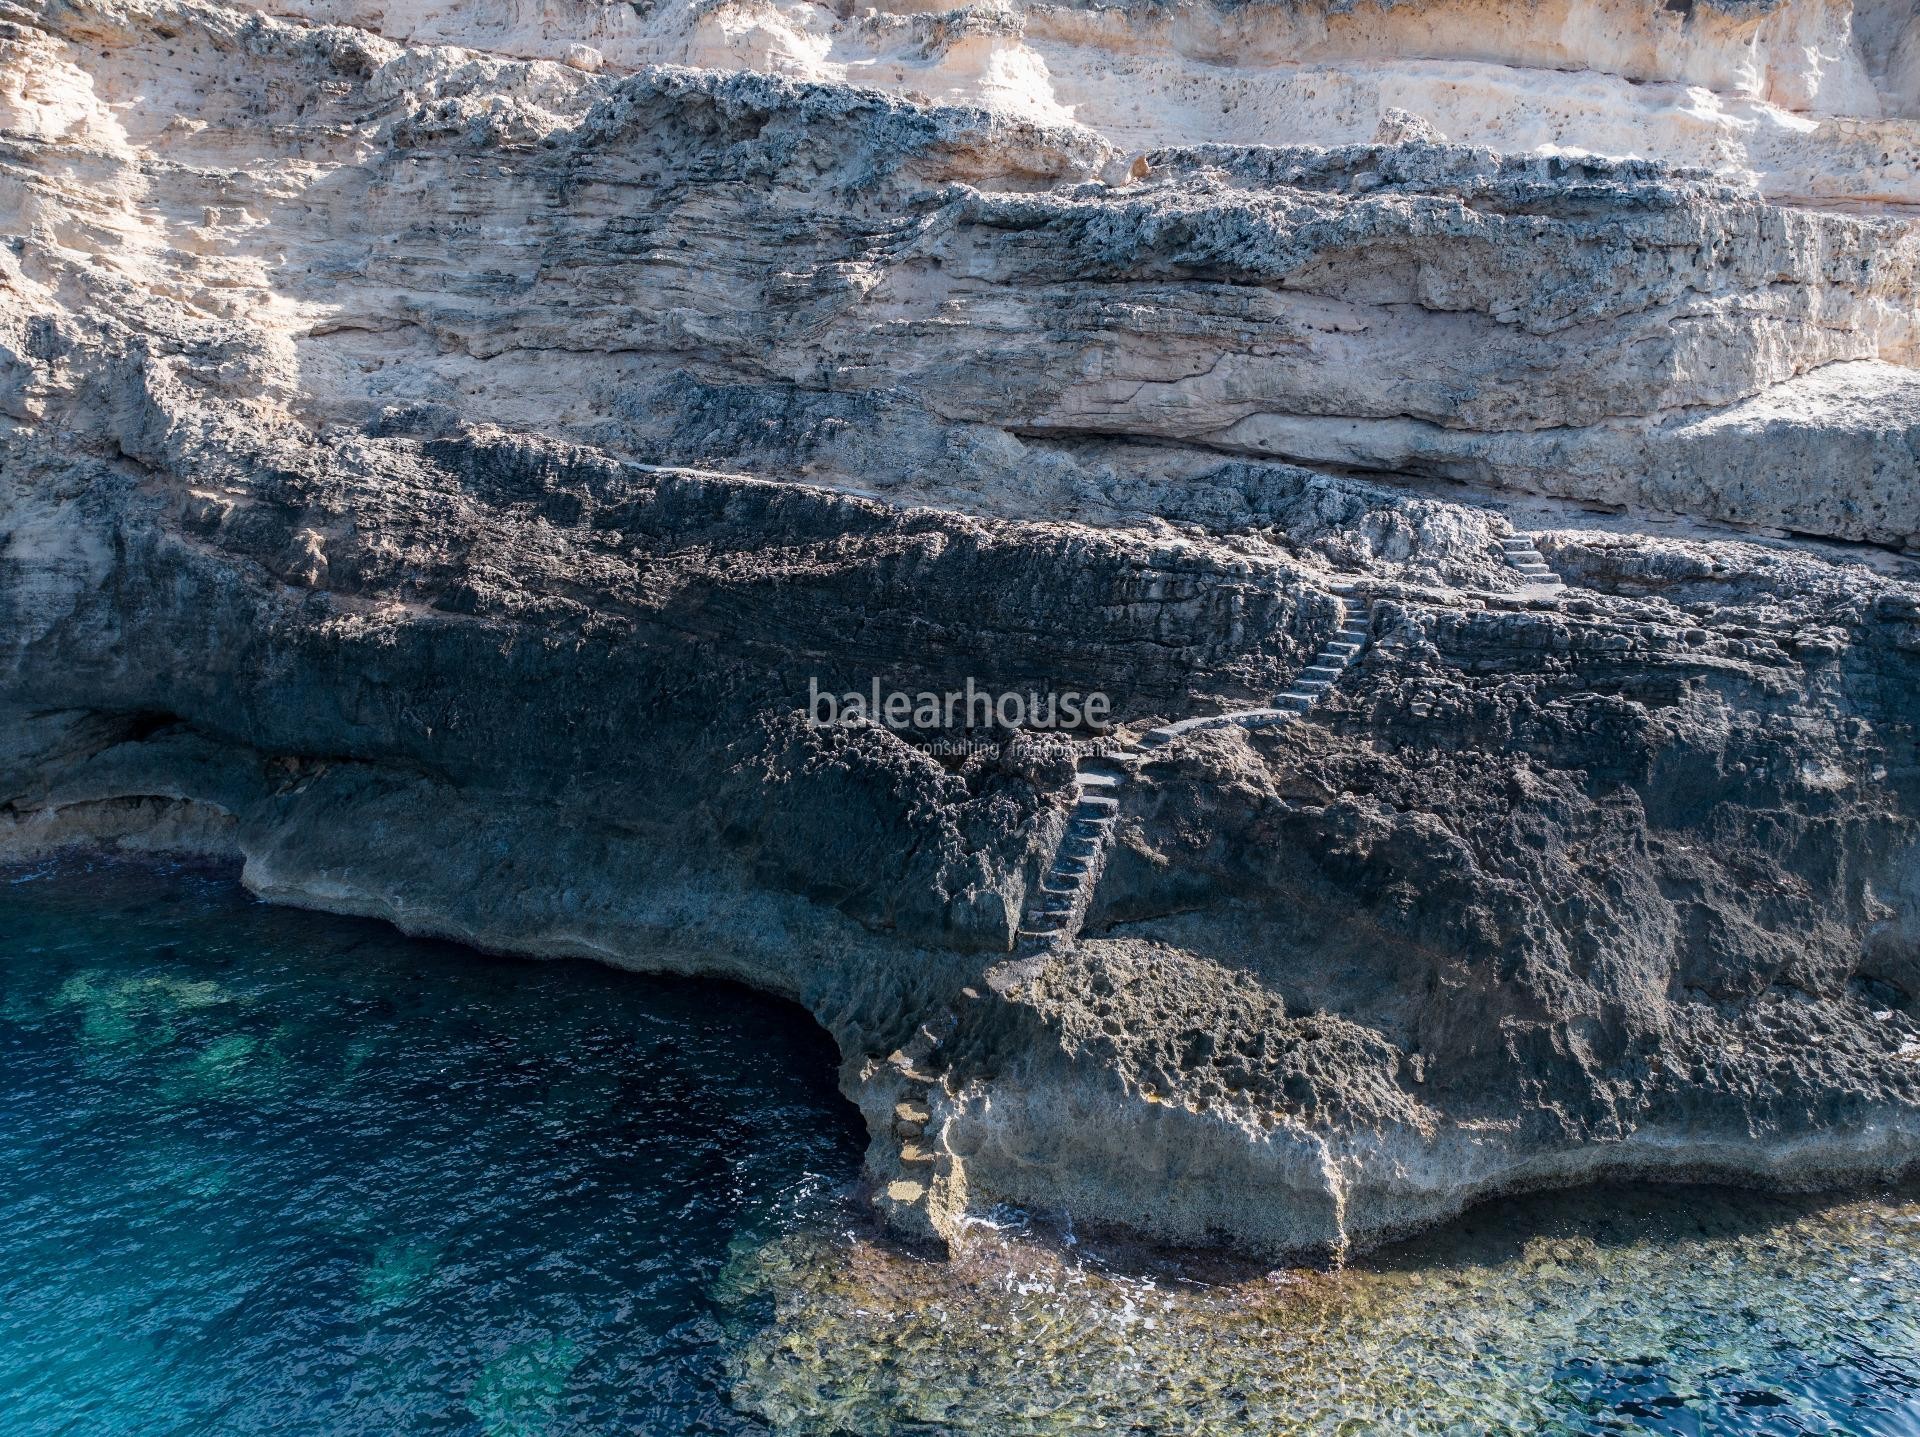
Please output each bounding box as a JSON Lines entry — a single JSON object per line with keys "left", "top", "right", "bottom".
{"left": 4, "top": 0, "right": 1920, "bottom": 1256}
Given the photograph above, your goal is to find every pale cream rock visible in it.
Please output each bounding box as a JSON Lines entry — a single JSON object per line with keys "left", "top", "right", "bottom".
{"left": 228, "top": 0, "right": 1920, "bottom": 200}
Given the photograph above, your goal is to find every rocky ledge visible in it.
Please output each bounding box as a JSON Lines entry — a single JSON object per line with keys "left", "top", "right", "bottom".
{"left": 3, "top": 0, "right": 1920, "bottom": 1258}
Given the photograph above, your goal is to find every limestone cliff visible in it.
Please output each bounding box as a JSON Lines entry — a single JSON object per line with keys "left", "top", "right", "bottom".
{"left": 3, "top": 0, "right": 1920, "bottom": 1257}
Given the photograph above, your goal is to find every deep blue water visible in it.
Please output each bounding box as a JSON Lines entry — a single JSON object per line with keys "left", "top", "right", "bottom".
{"left": 4, "top": 859, "right": 1920, "bottom": 1436}
{"left": 0, "top": 859, "right": 863, "bottom": 1436}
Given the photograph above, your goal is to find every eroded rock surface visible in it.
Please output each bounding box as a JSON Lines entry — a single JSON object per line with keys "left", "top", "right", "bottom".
{"left": 4, "top": 0, "right": 1920, "bottom": 1257}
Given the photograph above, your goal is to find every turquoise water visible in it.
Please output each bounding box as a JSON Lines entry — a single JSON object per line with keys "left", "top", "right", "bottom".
{"left": 0, "top": 859, "right": 863, "bottom": 1435}
{"left": 4, "top": 860, "right": 1920, "bottom": 1436}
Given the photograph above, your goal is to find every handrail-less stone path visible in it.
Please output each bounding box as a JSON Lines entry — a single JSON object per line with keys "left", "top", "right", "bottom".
{"left": 1015, "top": 583, "right": 1375, "bottom": 950}
{"left": 1503, "top": 532, "right": 1564, "bottom": 588}
{"left": 1014, "top": 755, "right": 1135, "bottom": 945}
{"left": 901, "top": 540, "right": 1567, "bottom": 1240}
{"left": 1011, "top": 534, "right": 1559, "bottom": 952}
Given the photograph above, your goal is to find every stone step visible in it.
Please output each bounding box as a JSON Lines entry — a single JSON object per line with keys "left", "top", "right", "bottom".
{"left": 1303, "top": 663, "right": 1343, "bottom": 679}
{"left": 894, "top": 1023, "right": 946, "bottom": 1066}
{"left": 884, "top": 1178, "right": 928, "bottom": 1208}
{"left": 1075, "top": 794, "right": 1119, "bottom": 812}
{"left": 1075, "top": 771, "right": 1122, "bottom": 789}
{"left": 1238, "top": 709, "right": 1299, "bottom": 729}
{"left": 1145, "top": 715, "right": 1235, "bottom": 744}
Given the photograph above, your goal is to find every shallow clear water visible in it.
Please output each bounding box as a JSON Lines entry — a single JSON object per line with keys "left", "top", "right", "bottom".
{"left": 4, "top": 861, "right": 1919, "bottom": 1436}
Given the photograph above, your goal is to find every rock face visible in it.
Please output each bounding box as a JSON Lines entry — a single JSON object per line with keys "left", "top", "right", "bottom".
{"left": 3, "top": 0, "right": 1920, "bottom": 1258}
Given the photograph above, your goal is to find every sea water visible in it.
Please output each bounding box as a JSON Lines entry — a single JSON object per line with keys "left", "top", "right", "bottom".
{"left": 2, "top": 860, "right": 1917, "bottom": 1435}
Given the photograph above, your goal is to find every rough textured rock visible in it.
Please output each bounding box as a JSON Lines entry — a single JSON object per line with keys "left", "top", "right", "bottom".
{"left": 6, "top": 0, "right": 1920, "bottom": 543}
{"left": 4, "top": 0, "right": 1920, "bottom": 1259}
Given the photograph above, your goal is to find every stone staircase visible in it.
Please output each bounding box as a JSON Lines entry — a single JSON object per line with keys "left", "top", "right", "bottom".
{"left": 882, "top": 551, "right": 1567, "bottom": 1248}
{"left": 1139, "top": 586, "right": 1373, "bottom": 745}
{"left": 869, "top": 1017, "right": 955, "bottom": 1245}
{"left": 1015, "top": 755, "right": 1134, "bottom": 946}
{"left": 1012, "top": 585, "right": 1374, "bottom": 952}
{"left": 1502, "top": 533, "right": 1563, "bottom": 587}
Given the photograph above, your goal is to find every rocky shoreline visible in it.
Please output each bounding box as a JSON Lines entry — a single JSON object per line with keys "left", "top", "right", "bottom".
{"left": 5, "top": 0, "right": 1920, "bottom": 1259}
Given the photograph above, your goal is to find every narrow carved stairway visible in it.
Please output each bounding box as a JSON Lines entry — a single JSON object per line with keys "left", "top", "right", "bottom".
{"left": 1014, "top": 585, "right": 1375, "bottom": 951}
{"left": 1016, "top": 757, "right": 1134, "bottom": 945}
{"left": 1503, "top": 533, "right": 1564, "bottom": 588}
